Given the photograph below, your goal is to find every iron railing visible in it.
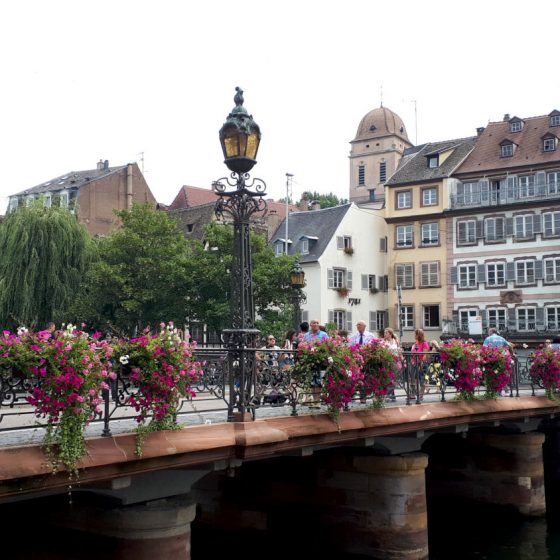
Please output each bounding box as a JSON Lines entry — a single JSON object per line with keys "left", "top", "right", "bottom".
{"left": 0, "top": 350, "right": 543, "bottom": 439}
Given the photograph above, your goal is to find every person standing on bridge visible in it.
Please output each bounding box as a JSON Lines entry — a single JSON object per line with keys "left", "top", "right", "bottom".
{"left": 483, "top": 327, "right": 513, "bottom": 352}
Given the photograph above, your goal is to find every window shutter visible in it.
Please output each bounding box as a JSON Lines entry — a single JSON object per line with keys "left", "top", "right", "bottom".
{"left": 507, "top": 307, "right": 516, "bottom": 329}
{"left": 302, "top": 310, "right": 309, "bottom": 322}
{"left": 369, "top": 311, "right": 375, "bottom": 332}
{"left": 328, "top": 310, "right": 334, "bottom": 324}
{"left": 506, "top": 217, "right": 514, "bottom": 237}
{"left": 452, "top": 310, "right": 459, "bottom": 324}
{"left": 533, "top": 214, "right": 542, "bottom": 234}
{"left": 450, "top": 266, "right": 458, "bottom": 284}
{"left": 535, "top": 260, "right": 544, "bottom": 280}
{"left": 378, "top": 275, "right": 384, "bottom": 290}
{"left": 536, "top": 172, "right": 546, "bottom": 194}
{"left": 476, "top": 220, "right": 484, "bottom": 239}
{"left": 336, "top": 236, "right": 344, "bottom": 249}
{"left": 480, "top": 309, "right": 488, "bottom": 326}
{"left": 507, "top": 176, "right": 517, "bottom": 197}
{"left": 347, "top": 271, "right": 353, "bottom": 289}
{"left": 506, "top": 261, "right": 516, "bottom": 281}
{"left": 477, "top": 264, "right": 486, "bottom": 282}
{"left": 327, "top": 268, "right": 334, "bottom": 288}
{"left": 380, "top": 237, "right": 387, "bottom": 252}
{"left": 346, "top": 311, "right": 353, "bottom": 332}
{"left": 372, "top": 274, "right": 376, "bottom": 290}
{"left": 536, "top": 307, "right": 545, "bottom": 328}
{"left": 361, "top": 274, "right": 368, "bottom": 290}
{"left": 384, "top": 275, "right": 389, "bottom": 292}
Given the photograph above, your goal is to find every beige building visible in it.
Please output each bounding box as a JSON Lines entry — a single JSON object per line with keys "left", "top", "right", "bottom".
{"left": 349, "top": 106, "right": 412, "bottom": 205}
{"left": 385, "top": 137, "right": 477, "bottom": 344}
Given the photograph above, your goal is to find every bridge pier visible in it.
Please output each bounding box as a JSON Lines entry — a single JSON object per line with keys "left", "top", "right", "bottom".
{"left": 317, "top": 451, "right": 429, "bottom": 559}
{"left": 426, "top": 430, "right": 546, "bottom": 517}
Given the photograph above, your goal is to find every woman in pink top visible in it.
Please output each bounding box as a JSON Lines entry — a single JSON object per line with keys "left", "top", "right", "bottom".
{"left": 411, "top": 328, "right": 430, "bottom": 400}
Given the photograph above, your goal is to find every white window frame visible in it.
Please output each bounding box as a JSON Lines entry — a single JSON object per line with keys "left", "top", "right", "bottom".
{"left": 459, "top": 309, "right": 478, "bottom": 331}
{"left": 546, "top": 306, "right": 560, "bottom": 331}
{"left": 375, "top": 311, "right": 386, "bottom": 333}
{"left": 544, "top": 138, "right": 556, "bottom": 152}
{"left": 485, "top": 217, "right": 505, "bottom": 241}
{"left": 486, "top": 262, "right": 506, "bottom": 287}
{"left": 457, "top": 220, "right": 476, "bottom": 245}
{"left": 501, "top": 144, "right": 513, "bottom": 157}
{"left": 551, "top": 115, "right": 560, "bottom": 127}
{"left": 332, "top": 310, "right": 346, "bottom": 331}
{"left": 396, "top": 263, "right": 414, "bottom": 288}
{"left": 422, "top": 187, "right": 437, "bottom": 206}
{"left": 515, "top": 260, "right": 535, "bottom": 285}
{"left": 543, "top": 212, "right": 560, "bottom": 237}
{"left": 421, "top": 222, "right": 439, "bottom": 246}
{"left": 547, "top": 172, "right": 560, "bottom": 195}
{"left": 401, "top": 305, "right": 414, "bottom": 329}
{"left": 458, "top": 264, "right": 477, "bottom": 289}
{"left": 544, "top": 257, "right": 560, "bottom": 283}
{"left": 517, "top": 307, "right": 536, "bottom": 331}
{"left": 510, "top": 121, "right": 522, "bottom": 133}
{"left": 519, "top": 175, "right": 535, "bottom": 198}
{"left": 487, "top": 308, "right": 507, "bottom": 331}
{"left": 420, "top": 262, "right": 440, "bottom": 287}
{"left": 396, "top": 225, "right": 414, "bottom": 248}
{"left": 397, "top": 191, "right": 412, "bottom": 209}
{"left": 458, "top": 182, "right": 478, "bottom": 205}
{"left": 515, "top": 215, "right": 534, "bottom": 238}
{"left": 301, "top": 238, "right": 309, "bottom": 254}
{"left": 333, "top": 268, "right": 345, "bottom": 289}
{"left": 275, "top": 242, "right": 285, "bottom": 256}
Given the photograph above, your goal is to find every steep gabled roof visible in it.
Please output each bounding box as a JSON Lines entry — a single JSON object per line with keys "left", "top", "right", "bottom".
{"left": 12, "top": 164, "right": 128, "bottom": 196}
{"left": 455, "top": 113, "right": 560, "bottom": 175}
{"left": 270, "top": 204, "right": 352, "bottom": 263}
{"left": 386, "top": 137, "right": 477, "bottom": 186}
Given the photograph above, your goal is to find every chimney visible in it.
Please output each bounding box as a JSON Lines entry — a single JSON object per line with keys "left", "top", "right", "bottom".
{"left": 476, "top": 127, "right": 485, "bottom": 136}
{"left": 503, "top": 114, "right": 510, "bottom": 121}
{"left": 104, "top": 160, "right": 109, "bottom": 170}
{"left": 97, "top": 159, "right": 104, "bottom": 170}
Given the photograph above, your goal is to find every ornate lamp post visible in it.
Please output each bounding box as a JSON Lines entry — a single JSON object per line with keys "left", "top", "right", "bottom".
{"left": 214, "top": 87, "right": 267, "bottom": 421}
{"left": 289, "top": 258, "right": 306, "bottom": 331}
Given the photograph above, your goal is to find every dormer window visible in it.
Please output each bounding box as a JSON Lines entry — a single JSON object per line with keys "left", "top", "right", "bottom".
{"left": 275, "top": 239, "right": 291, "bottom": 256}
{"left": 499, "top": 140, "right": 515, "bottom": 158}
{"left": 542, "top": 134, "right": 558, "bottom": 152}
{"left": 509, "top": 118, "right": 523, "bottom": 133}
{"left": 550, "top": 111, "right": 560, "bottom": 127}
{"left": 301, "top": 238, "right": 309, "bottom": 254}
{"left": 428, "top": 155, "right": 439, "bottom": 168}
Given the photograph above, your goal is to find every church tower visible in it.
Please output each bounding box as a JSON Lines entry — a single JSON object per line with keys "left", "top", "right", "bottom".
{"left": 349, "top": 106, "right": 412, "bottom": 203}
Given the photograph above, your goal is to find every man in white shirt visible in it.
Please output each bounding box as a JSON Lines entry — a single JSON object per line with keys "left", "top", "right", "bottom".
{"left": 348, "top": 320, "right": 376, "bottom": 346}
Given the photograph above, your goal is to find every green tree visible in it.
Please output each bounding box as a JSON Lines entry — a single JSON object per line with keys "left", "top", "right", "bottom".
{"left": 0, "top": 203, "right": 93, "bottom": 330}
{"left": 186, "top": 221, "right": 295, "bottom": 334}
{"left": 73, "top": 204, "right": 192, "bottom": 336}
{"left": 300, "top": 191, "right": 348, "bottom": 209}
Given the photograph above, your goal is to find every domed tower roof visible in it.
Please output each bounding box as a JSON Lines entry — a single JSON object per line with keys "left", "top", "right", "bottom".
{"left": 352, "top": 106, "right": 410, "bottom": 144}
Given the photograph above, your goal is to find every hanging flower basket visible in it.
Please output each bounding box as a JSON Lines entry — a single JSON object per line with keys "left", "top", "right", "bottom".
{"left": 479, "top": 346, "right": 513, "bottom": 399}
{"left": 439, "top": 338, "right": 481, "bottom": 400}
{"left": 529, "top": 347, "right": 560, "bottom": 400}
{"left": 355, "top": 339, "right": 397, "bottom": 408}
{"left": 335, "top": 287, "right": 350, "bottom": 297}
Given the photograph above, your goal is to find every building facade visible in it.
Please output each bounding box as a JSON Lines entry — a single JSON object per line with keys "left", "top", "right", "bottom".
{"left": 385, "top": 137, "right": 477, "bottom": 344}
{"left": 447, "top": 111, "right": 560, "bottom": 343}
{"left": 7, "top": 160, "right": 156, "bottom": 236}
{"left": 271, "top": 203, "right": 389, "bottom": 335}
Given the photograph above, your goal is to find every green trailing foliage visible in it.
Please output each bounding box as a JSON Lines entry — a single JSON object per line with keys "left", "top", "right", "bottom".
{"left": 0, "top": 202, "right": 93, "bottom": 330}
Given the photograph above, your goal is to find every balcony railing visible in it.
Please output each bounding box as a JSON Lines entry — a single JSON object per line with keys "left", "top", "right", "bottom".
{"left": 450, "top": 182, "right": 560, "bottom": 208}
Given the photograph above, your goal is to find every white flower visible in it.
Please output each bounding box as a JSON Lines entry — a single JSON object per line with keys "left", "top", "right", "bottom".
{"left": 17, "top": 326, "right": 28, "bottom": 336}
{"left": 522, "top": 344, "right": 528, "bottom": 349}
{"left": 327, "top": 356, "right": 334, "bottom": 364}
{"left": 119, "top": 355, "right": 129, "bottom": 365}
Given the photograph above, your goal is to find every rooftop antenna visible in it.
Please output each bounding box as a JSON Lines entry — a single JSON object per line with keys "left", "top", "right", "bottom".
{"left": 380, "top": 84, "right": 383, "bottom": 108}
{"left": 285, "top": 173, "right": 294, "bottom": 255}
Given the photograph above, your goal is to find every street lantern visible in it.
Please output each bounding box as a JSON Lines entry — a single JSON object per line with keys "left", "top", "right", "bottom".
{"left": 219, "top": 86, "right": 261, "bottom": 174}
{"left": 289, "top": 258, "right": 306, "bottom": 331}
{"left": 290, "top": 259, "right": 305, "bottom": 290}
{"left": 214, "top": 87, "right": 267, "bottom": 422}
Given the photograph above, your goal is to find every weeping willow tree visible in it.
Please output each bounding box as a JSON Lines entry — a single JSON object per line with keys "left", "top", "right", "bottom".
{"left": 0, "top": 202, "right": 93, "bottom": 330}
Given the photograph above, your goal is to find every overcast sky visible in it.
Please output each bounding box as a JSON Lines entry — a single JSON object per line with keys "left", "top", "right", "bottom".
{"left": 0, "top": 0, "right": 558, "bottom": 210}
